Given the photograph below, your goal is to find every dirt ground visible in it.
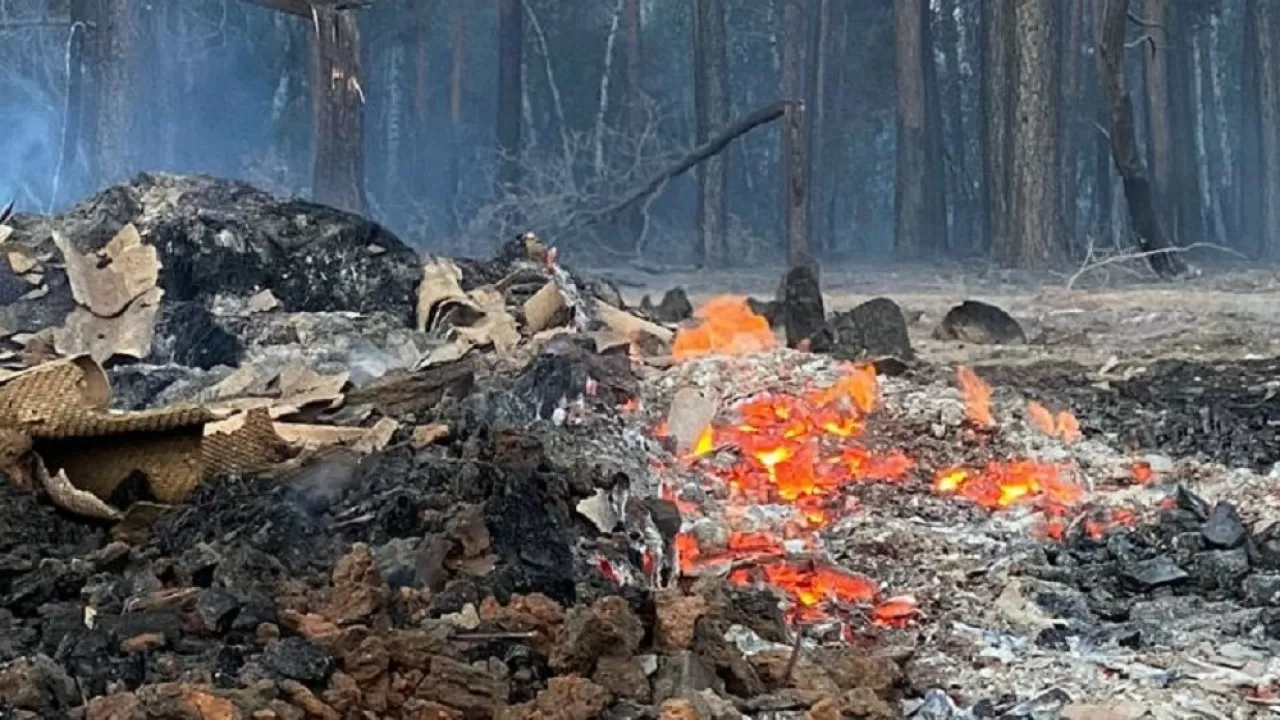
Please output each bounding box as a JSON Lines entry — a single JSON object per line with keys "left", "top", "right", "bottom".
{"left": 600, "top": 263, "right": 1280, "bottom": 368}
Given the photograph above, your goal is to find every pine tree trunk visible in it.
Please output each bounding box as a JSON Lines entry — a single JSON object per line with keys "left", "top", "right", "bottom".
{"left": 1061, "top": 0, "right": 1085, "bottom": 254}
{"left": 496, "top": 0, "right": 524, "bottom": 196}
{"left": 448, "top": 3, "right": 466, "bottom": 231}
{"left": 693, "top": 0, "right": 729, "bottom": 267}
{"left": 781, "top": 0, "right": 808, "bottom": 266}
{"left": 1005, "top": 0, "right": 1061, "bottom": 267}
{"left": 1253, "top": 0, "right": 1280, "bottom": 258}
{"left": 95, "top": 0, "right": 135, "bottom": 188}
{"left": 310, "top": 8, "right": 367, "bottom": 214}
{"left": 980, "top": 0, "right": 1013, "bottom": 260}
{"left": 895, "top": 0, "right": 942, "bottom": 260}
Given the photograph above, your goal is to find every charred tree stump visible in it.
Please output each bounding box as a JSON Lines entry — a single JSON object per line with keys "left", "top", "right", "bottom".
{"left": 1096, "top": 0, "right": 1188, "bottom": 278}
{"left": 782, "top": 102, "right": 808, "bottom": 268}
{"left": 311, "top": 8, "right": 368, "bottom": 215}
{"left": 779, "top": 264, "right": 828, "bottom": 351}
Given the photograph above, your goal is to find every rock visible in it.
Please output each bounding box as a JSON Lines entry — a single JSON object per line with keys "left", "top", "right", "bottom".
{"left": 840, "top": 687, "right": 898, "bottom": 720}
{"left": 7, "top": 173, "right": 422, "bottom": 323}
{"left": 592, "top": 656, "right": 651, "bottom": 702}
{"left": 195, "top": 587, "right": 241, "bottom": 634}
{"left": 262, "top": 637, "right": 336, "bottom": 684}
{"left": 502, "top": 676, "right": 613, "bottom": 720}
{"left": 418, "top": 655, "right": 509, "bottom": 718}
{"left": 654, "top": 591, "right": 709, "bottom": 650}
{"left": 85, "top": 692, "right": 143, "bottom": 720}
{"left": 694, "top": 690, "right": 742, "bottom": 720}
{"left": 651, "top": 651, "right": 721, "bottom": 705}
{"left": 748, "top": 649, "right": 840, "bottom": 695}
{"left": 1192, "top": 547, "right": 1251, "bottom": 591}
{"left": 806, "top": 698, "right": 842, "bottom": 720}
{"left": 642, "top": 288, "right": 694, "bottom": 324}
{"left": 778, "top": 264, "right": 829, "bottom": 351}
{"left": 934, "top": 300, "right": 1026, "bottom": 344}
{"left": 658, "top": 698, "right": 703, "bottom": 720}
{"left": 551, "top": 596, "right": 645, "bottom": 674}
{"left": 1242, "top": 573, "right": 1280, "bottom": 606}
{"left": 1005, "top": 688, "right": 1071, "bottom": 718}
{"left": 0, "top": 654, "right": 81, "bottom": 715}
{"left": 327, "top": 543, "right": 388, "bottom": 624}
{"left": 1202, "top": 502, "right": 1247, "bottom": 549}
{"left": 826, "top": 297, "right": 914, "bottom": 360}
{"left": 692, "top": 618, "right": 765, "bottom": 698}
{"left": 1062, "top": 702, "right": 1150, "bottom": 720}
{"left": 1121, "top": 555, "right": 1190, "bottom": 591}
{"left": 810, "top": 648, "right": 901, "bottom": 695}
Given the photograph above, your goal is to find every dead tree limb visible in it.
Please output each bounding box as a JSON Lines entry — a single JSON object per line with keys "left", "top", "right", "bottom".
{"left": 1097, "top": 0, "right": 1187, "bottom": 278}
{"left": 574, "top": 100, "right": 792, "bottom": 231}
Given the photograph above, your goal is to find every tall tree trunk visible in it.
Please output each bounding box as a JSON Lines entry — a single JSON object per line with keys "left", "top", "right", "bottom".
{"left": 1097, "top": 0, "right": 1186, "bottom": 277}
{"left": 448, "top": 3, "right": 466, "bottom": 230}
{"left": 622, "top": 0, "right": 644, "bottom": 138}
{"left": 1192, "top": 26, "right": 1226, "bottom": 246}
{"left": 1090, "top": 0, "right": 1116, "bottom": 248}
{"left": 593, "top": 0, "right": 625, "bottom": 173}
{"left": 95, "top": 0, "right": 135, "bottom": 188}
{"left": 1251, "top": 0, "right": 1280, "bottom": 258}
{"left": 922, "top": 0, "right": 949, "bottom": 254}
{"left": 311, "top": 9, "right": 367, "bottom": 214}
{"left": 54, "top": 0, "right": 95, "bottom": 208}
{"left": 895, "top": 0, "right": 942, "bottom": 260}
{"left": 496, "top": 0, "right": 524, "bottom": 195}
{"left": 693, "top": 0, "right": 729, "bottom": 267}
{"left": 1004, "top": 0, "right": 1061, "bottom": 267}
{"left": 1208, "top": 9, "right": 1235, "bottom": 240}
{"left": 1166, "top": 3, "right": 1203, "bottom": 246}
{"left": 938, "top": 0, "right": 972, "bottom": 253}
{"left": 1141, "top": 0, "right": 1174, "bottom": 224}
{"left": 385, "top": 42, "right": 406, "bottom": 201}
{"left": 806, "top": 0, "right": 831, "bottom": 258}
{"left": 1241, "top": 0, "right": 1262, "bottom": 256}
{"left": 1061, "top": 0, "right": 1085, "bottom": 254}
{"left": 980, "top": 0, "right": 1012, "bottom": 260}
{"left": 781, "top": 0, "right": 808, "bottom": 266}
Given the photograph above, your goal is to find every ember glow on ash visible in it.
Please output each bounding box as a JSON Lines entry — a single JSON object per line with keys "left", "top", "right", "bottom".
{"left": 656, "top": 300, "right": 1134, "bottom": 630}
{"left": 671, "top": 295, "right": 774, "bottom": 359}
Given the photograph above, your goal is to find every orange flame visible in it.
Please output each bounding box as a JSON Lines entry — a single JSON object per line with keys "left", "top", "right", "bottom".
{"left": 956, "top": 366, "right": 992, "bottom": 426}
{"left": 672, "top": 296, "right": 774, "bottom": 359}
{"left": 1028, "top": 401, "right": 1081, "bottom": 444}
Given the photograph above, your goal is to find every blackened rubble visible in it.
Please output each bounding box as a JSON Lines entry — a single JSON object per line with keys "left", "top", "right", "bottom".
{"left": 1021, "top": 486, "right": 1280, "bottom": 644}
{"left": 980, "top": 357, "right": 1280, "bottom": 471}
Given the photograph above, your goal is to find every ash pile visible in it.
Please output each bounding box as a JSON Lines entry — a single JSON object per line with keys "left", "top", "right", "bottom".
{"left": 2, "top": 175, "right": 1280, "bottom": 720}
{"left": 0, "top": 175, "right": 908, "bottom": 720}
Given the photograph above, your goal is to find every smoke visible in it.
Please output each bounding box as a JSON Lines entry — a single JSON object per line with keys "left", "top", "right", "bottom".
{"left": 0, "top": 93, "right": 60, "bottom": 213}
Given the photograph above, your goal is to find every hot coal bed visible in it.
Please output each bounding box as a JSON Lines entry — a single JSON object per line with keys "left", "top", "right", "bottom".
{"left": 0, "top": 175, "right": 1278, "bottom": 719}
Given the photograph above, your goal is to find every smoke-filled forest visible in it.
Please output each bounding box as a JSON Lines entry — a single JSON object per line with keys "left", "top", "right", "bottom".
{"left": 0, "top": 0, "right": 1277, "bottom": 272}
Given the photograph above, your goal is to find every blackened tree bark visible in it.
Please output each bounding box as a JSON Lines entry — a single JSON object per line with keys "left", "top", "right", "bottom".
{"left": 894, "top": 0, "right": 944, "bottom": 260}
{"left": 622, "top": 0, "right": 644, "bottom": 137}
{"left": 921, "top": 0, "right": 948, "bottom": 253}
{"left": 781, "top": 0, "right": 808, "bottom": 267}
{"left": 448, "top": 3, "right": 467, "bottom": 230}
{"left": 311, "top": 8, "right": 367, "bottom": 214}
{"left": 95, "top": 0, "right": 136, "bottom": 188}
{"left": 1004, "top": 0, "right": 1061, "bottom": 268}
{"left": 980, "top": 0, "right": 1013, "bottom": 260}
{"left": 1167, "top": 3, "right": 1204, "bottom": 246}
{"left": 496, "top": 0, "right": 524, "bottom": 195}
{"left": 806, "top": 0, "right": 832, "bottom": 258}
{"left": 1141, "top": 0, "right": 1174, "bottom": 229}
{"left": 1250, "top": 0, "right": 1280, "bottom": 258}
{"left": 1097, "top": 0, "right": 1187, "bottom": 277}
{"left": 938, "top": 0, "right": 973, "bottom": 253}
{"left": 1061, "top": 0, "right": 1085, "bottom": 254}
{"left": 54, "top": 0, "right": 95, "bottom": 207}
{"left": 693, "top": 0, "right": 729, "bottom": 267}
{"left": 1091, "top": 0, "right": 1115, "bottom": 247}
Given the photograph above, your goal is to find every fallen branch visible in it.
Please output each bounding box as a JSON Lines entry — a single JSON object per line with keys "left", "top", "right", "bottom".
{"left": 1065, "top": 240, "right": 1243, "bottom": 289}
{"left": 572, "top": 100, "right": 793, "bottom": 231}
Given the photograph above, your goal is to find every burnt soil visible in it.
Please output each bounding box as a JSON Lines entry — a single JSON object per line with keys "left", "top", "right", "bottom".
{"left": 976, "top": 357, "right": 1280, "bottom": 473}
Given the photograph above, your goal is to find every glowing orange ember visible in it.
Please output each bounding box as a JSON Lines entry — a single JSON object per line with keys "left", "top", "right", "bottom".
{"left": 956, "top": 366, "right": 993, "bottom": 425}
{"left": 664, "top": 360, "right": 1095, "bottom": 630}
{"left": 1131, "top": 461, "right": 1155, "bottom": 484}
{"left": 672, "top": 296, "right": 774, "bottom": 359}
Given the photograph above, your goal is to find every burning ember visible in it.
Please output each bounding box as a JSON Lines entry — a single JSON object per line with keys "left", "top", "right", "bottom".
{"left": 671, "top": 295, "right": 774, "bottom": 359}
{"left": 659, "top": 302, "right": 1121, "bottom": 631}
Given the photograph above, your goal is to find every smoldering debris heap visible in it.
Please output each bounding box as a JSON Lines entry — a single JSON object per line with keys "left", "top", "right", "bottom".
{"left": 0, "top": 175, "right": 909, "bottom": 719}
